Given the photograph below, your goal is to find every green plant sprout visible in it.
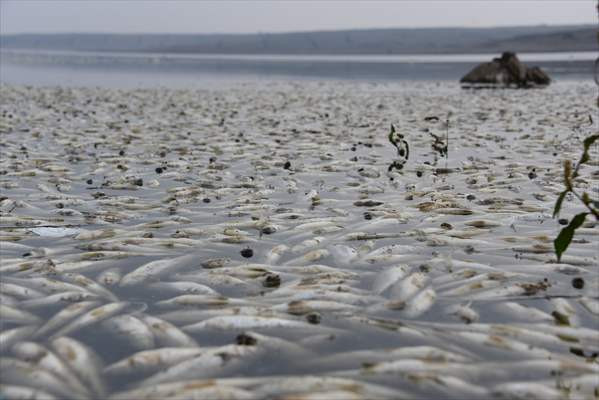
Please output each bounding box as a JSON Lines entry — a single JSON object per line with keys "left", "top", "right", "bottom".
{"left": 552, "top": 134, "right": 599, "bottom": 262}
{"left": 428, "top": 112, "right": 451, "bottom": 167}
{"left": 388, "top": 124, "right": 409, "bottom": 172}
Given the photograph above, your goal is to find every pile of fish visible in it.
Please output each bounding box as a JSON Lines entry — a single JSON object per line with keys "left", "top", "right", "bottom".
{"left": 1, "top": 80, "right": 598, "bottom": 399}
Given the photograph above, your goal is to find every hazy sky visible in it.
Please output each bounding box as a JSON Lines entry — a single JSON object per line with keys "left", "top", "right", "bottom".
{"left": 1, "top": 0, "right": 596, "bottom": 34}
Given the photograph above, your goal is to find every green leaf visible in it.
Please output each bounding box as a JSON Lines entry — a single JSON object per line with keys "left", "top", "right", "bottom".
{"left": 388, "top": 125, "right": 397, "bottom": 146}
{"left": 554, "top": 212, "right": 588, "bottom": 262}
{"left": 553, "top": 190, "right": 568, "bottom": 218}
{"left": 583, "top": 134, "right": 599, "bottom": 151}
{"left": 580, "top": 152, "right": 589, "bottom": 164}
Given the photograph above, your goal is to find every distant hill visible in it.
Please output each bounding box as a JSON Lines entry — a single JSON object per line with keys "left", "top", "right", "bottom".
{"left": 1, "top": 25, "right": 596, "bottom": 54}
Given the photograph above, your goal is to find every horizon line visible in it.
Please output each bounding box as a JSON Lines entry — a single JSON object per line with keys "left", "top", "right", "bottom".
{"left": 1, "top": 22, "right": 593, "bottom": 37}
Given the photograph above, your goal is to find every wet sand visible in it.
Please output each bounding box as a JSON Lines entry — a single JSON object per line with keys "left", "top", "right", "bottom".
{"left": 1, "top": 80, "right": 598, "bottom": 399}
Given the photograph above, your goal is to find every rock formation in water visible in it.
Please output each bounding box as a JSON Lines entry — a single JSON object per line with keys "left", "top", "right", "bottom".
{"left": 460, "top": 52, "right": 551, "bottom": 88}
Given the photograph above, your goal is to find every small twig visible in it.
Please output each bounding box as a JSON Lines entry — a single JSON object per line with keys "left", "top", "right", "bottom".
{"left": 445, "top": 113, "right": 450, "bottom": 169}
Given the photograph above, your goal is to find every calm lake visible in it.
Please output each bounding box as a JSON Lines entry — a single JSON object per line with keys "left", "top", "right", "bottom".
{"left": 0, "top": 49, "right": 595, "bottom": 88}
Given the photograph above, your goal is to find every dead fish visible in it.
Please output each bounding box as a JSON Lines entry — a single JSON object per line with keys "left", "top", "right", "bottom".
{"left": 0, "top": 326, "right": 37, "bottom": 352}
{"left": 138, "top": 314, "right": 198, "bottom": 347}
{"left": 155, "top": 294, "right": 252, "bottom": 308}
{"left": 139, "top": 344, "right": 260, "bottom": 386}
{"left": 104, "top": 347, "right": 207, "bottom": 376}
{"left": 264, "top": 244, "right": 290, "bottom": 264}
{"left": 51, "top": 336, "right": 106, "bottom": 398}
{"left": 0, "top": 384, "right": 59, "bottom": 400}
{"left": 61, "top": 272, "right": 119, "bottom": 302}
{"left": 445, "top": 302, "right": 480, "bottom": 324}
{"left": 95, "top": 268, "right": 122, "bottom": 286}
{"left": 0, "top": 282, "right": 45, "bottom": 299}
{"left": 49, "top": 301, "right": 141, "bottom": 339}
{"left": 284, "top": 249, "right": 330, "bottom": 265}
{"left": 464, "top": 219, "right": 502, "bottom": 228}
{"left": 579, "top": 297, "right": 599, "bottom": 316}
{"left": 0, "top": 303, "right": 41, "bottom": 324}
{"left": 372, "top": 264, "right": 410, "bottom": 294}
{"left": 291, "top": 237, "right": 326, "bottom": 253}
{"left": 490, "top": 382, "right": 565, "bottom": 400}
{"left": 20, "top": 291, "right": 99, "bottom": 309}
{"left": 12, "top": 342, "right": 91, "bottom": 397}
{"left": 387, "top": 286, "right": 436, "bottom": 318}
{"left": 326, "top": 244, "right": 358, "bottom": 266}
{"left": 183, "top": 315, "right": 336, "bottom": 333}
{"left": 34, "top": 301, "right": 100, "bottom": 339}
{"left": 272, "top": 299, "right": 359, "bottom": 315}
{"left": 148, "top": 281, "right": 220, "bottom": 296}
{"left": 120, "top": 254, "right": 198, "bottom": 286}
{"left": 495, "top": 302, "right": 553, "bottom": 322}
{"left": 200, "top": 257, "right": 234, "bottom": 269}
{"left": 101, "top": 314, "right": 156, "bottom": 350}
{"left": 388, "top": 272, "right": 427, "bottom": 304}
{"left": 0, "top": 357, "right": 83, "bottom": 400}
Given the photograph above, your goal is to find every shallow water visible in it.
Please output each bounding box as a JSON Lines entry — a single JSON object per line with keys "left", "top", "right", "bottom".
{"left": 0, "top": 80, "right": 598, "bottom": 399}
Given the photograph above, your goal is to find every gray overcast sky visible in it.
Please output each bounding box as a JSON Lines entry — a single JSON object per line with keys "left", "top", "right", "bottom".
{"left": 0, "top": 0, "right": 596, "bottom": 34}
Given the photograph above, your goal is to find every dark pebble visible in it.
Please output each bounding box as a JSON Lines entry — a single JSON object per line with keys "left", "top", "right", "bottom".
{"left": 558, "top": 218, "right": 568, "bottom": 225}
{"left": 419, "top": 264, "right": 431, "bottom": 273}
{"left": 86, "top": 179, "right": 93, "bottom": 185}
{"left": 416, "top": 171, "right": 423, "bottom": 177}
{"left": 351, "top": 147, "right": 356, "bottom": 151}
{"left": 569, "top": 348, "right": 585, "bottom": 357}
{"left": 155, "top": 167, "right": 163, "bottom": 174}
{"left": 134, "top": 178, "right": 143, "bottom": 186}
{"left": 236, "top": 333, "right": 257, "bottom": 346}
{"left": 263, "top": 274, "right": 281, "bottom": 288}
{"left": 56, "top": 203, "right": 64, "bottom": 209}
{"left": 202, "top": 198, "right": 211, "bottom": 203}
{"left": 261, "top": 226, "right": 276, "bottom": 235}
{"left": 572, "top": 277, "right": 585, "bottom": 289}
{"left": 240, "top": 248, "right": 253, "bottom": 258}
{"left": 363, "top": 212, "right": 372, "bottom": 220}
{"left": 528, "top": 172, "right": 537, "bottom": 179}
{"left": 466, "top": 194, "right": 476, "bottom": 201}
{"left": 306, "top": 313, "right": 321, "bottom": 324}
{"left": 119, "top": 150, "right": 125, "bottom": 156}
{"left": 283, "top": 161, "right": 291, "bottom": 170}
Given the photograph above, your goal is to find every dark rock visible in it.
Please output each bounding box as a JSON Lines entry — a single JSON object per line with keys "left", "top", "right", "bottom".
{"left": 572, "top": 277, "right": 584, "bottom": 289}
{"left": 236, "top": 333, "right": 257, "bottom": 346}
{"left": 240, "top": 248, "right": 253, "bottom": 258}
{"left": 526, "top": 66, "right": 551, "bottom": 86}
{"left": 461, "top": 52, "right": 550, "bottom": 89}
